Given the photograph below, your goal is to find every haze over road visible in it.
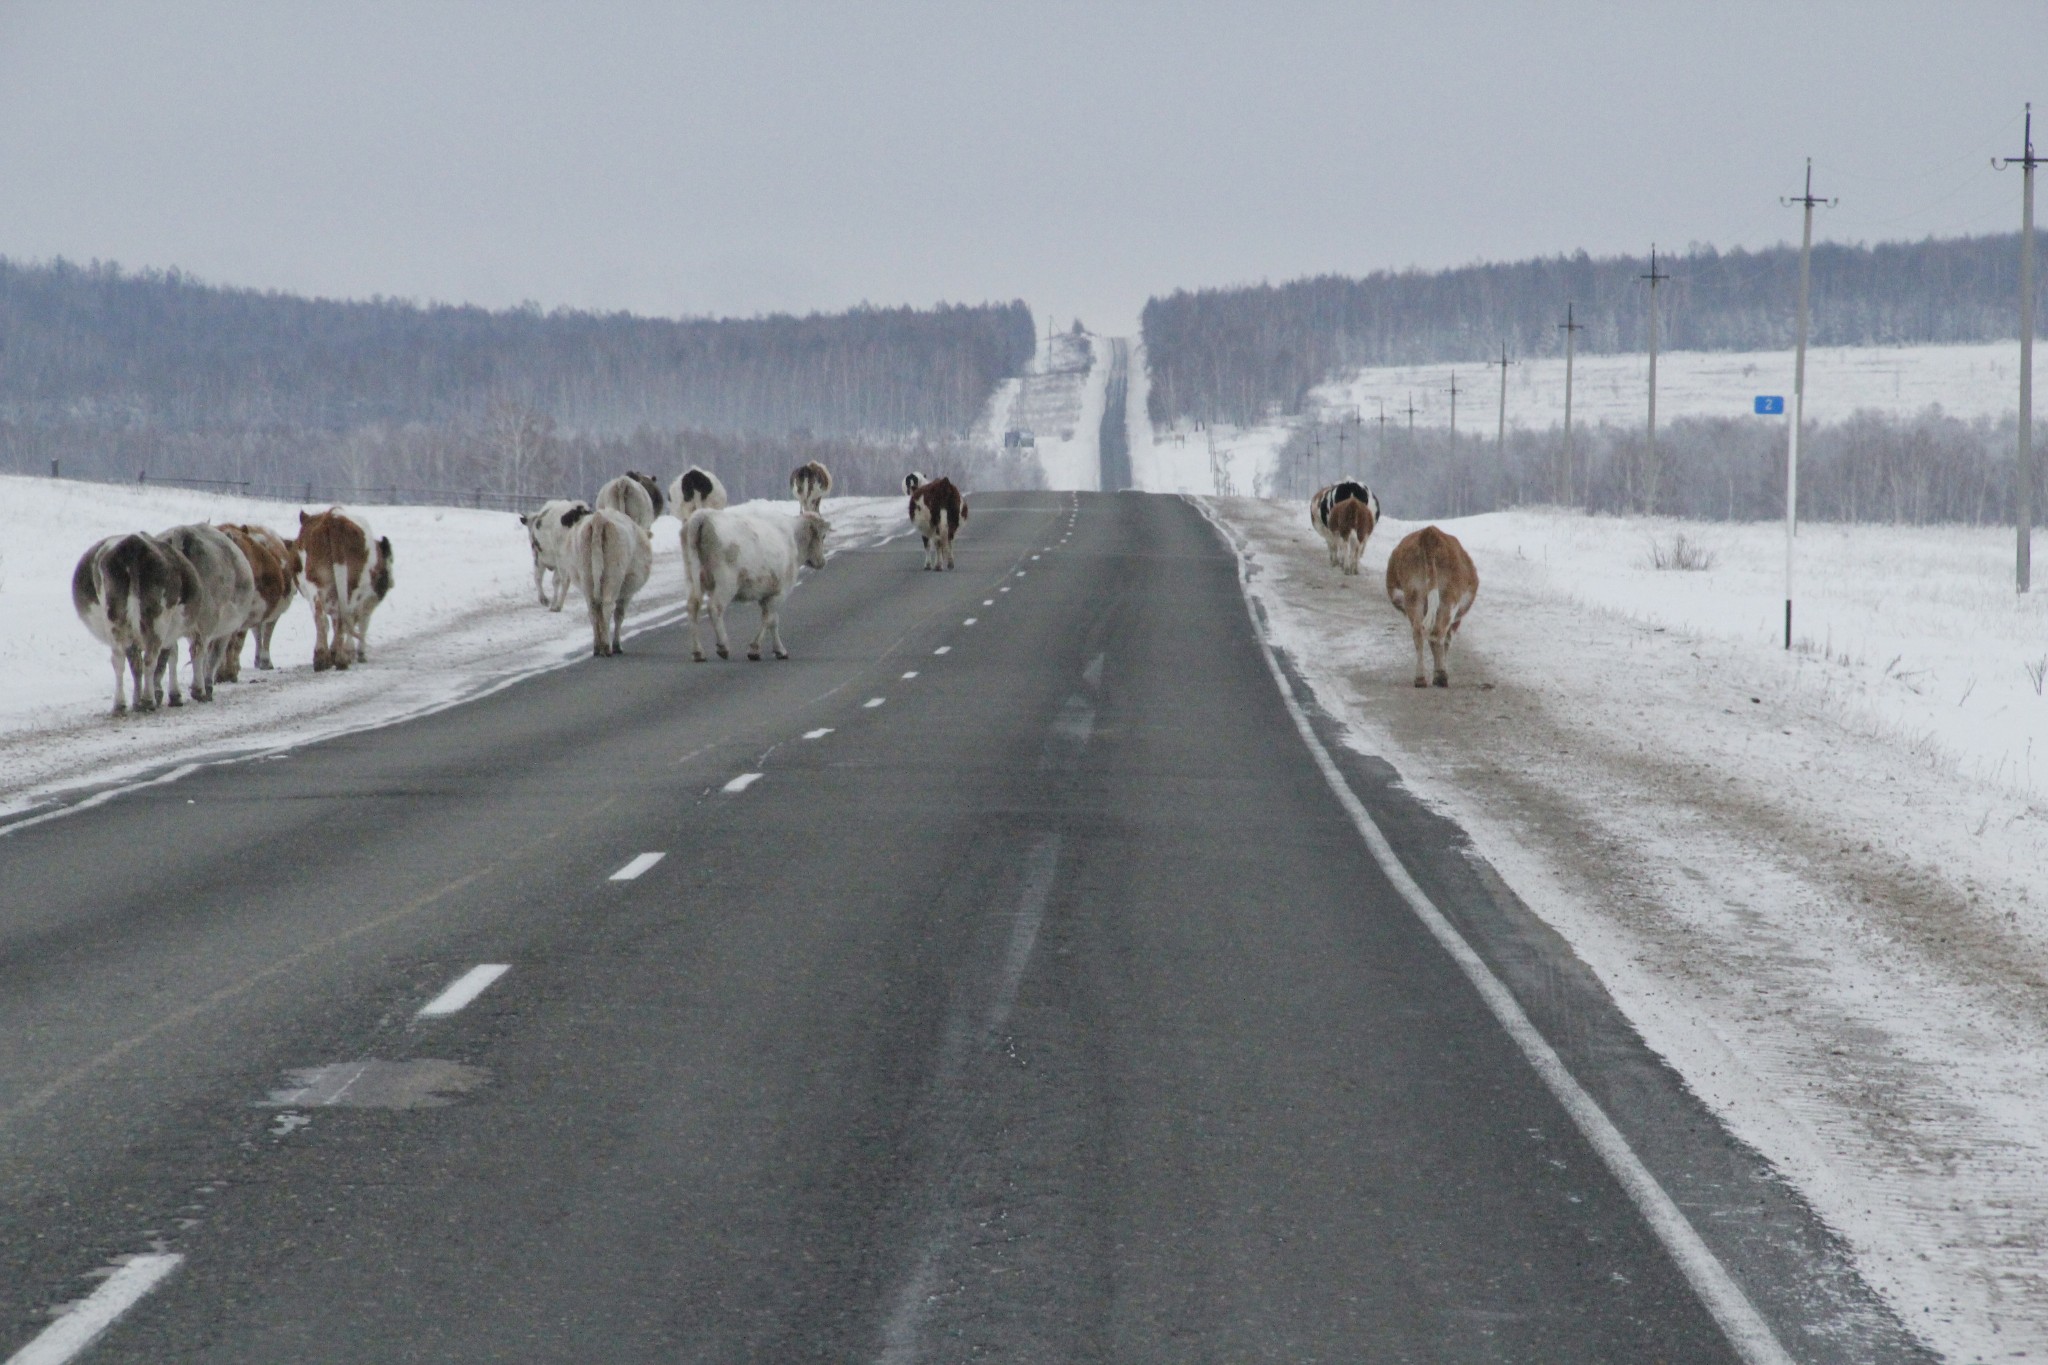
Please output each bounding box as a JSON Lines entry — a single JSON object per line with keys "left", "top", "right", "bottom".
{"left": 0, "top": 493, "right": 1920, "bottom": 1362}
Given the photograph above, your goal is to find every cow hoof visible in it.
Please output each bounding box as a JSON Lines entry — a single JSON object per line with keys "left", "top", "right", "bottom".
{"left": 774, "top": 649, "right": 789, "bottom": 660}
{"left": 746, "top": 649, "right": 762, "bottom": 661}
{"left": 111, "top": 703, "right": 127, "bottom": 716}
{"left": 692, "top": 650, "right": 707, "bottom": 662}
{"left": 168, "top": 696, "right": 184, "bottom": 707}
{"left": 716, "top": 645, "right": 730, "bottom": 660}
{"left": 1433, "top": 674, "right": 1449, "bottom": 688}
{"left": 313, "top": 656, "right": 331, "bottom": 672}
{"left": 1412, "top": 678, "right": 1427, "bottom": 689}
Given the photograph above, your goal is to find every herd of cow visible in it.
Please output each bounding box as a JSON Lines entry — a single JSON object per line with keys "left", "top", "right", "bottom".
{"left": 72, "top": 508, "right": 393, "bottom": 715}
{"left": 1308, "top": 480, "right": 1480, "bottom": 689}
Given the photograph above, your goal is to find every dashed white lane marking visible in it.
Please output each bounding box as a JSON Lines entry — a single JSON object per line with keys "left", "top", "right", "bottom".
{"left": 1015, "top": 570, "right": 1027, "bottom": 577}
{"left": 998, "top": 587, "right": 1010, "bottom": 594}
{"left": 963, "top": 618, "right": 978, "bottom": 626}
{"left": 5, "top": 1253, "right": 183, "bottom": 1365}
{"left": 933, "top": 646, "right": 952, "bottom": 655}
{"left": 982, "top": 599, "right": 994, "bottom": 605}
{"left": 864, "top": 697, "right": 887, "bottom": 708}
{"left": 609, "top": 852, "right": 666, "bottom": 881}
{"left": 417, "top": 964, "right": 511, "bottom": 1018}
{"left": 1031, "top": 554, "right": 1041, "bottom": 560}
{"left": 1198, "top": 497, "right": 1797, "bottom": 1365}
{"left": 803, "top": 728, "right": 834, "bottom": 740}
{"left": 901, "top": 671, "right": 919, "bottom": 679}
{"left": 722, "top": 772, "right": 764, "bottom": 793}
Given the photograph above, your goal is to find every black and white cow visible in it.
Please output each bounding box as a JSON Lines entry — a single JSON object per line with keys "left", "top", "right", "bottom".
{"left": 910, "top": 477, "right": 967, "bottom": 571}
{"left": 669, "top": 466, "right": 729, "bottom": 518}
{"left": 158, "top": 523, "right": 258, "bottom": 703}
{"left": 789, "top": 460, "right": 832, "bottom": 514}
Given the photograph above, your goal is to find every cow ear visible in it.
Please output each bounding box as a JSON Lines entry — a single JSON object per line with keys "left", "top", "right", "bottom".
{"left": 299, "top": 511, "right": 309, "bottom": 525}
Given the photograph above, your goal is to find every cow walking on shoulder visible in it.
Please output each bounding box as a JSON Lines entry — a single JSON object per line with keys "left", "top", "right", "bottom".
{"left": 217, "top": 523, "right": 299, "bottom": 677}
{"left": 570, "top": 507, "right": 652, "bottom": 657}
{"left": 684, "top": 508, "right": 829, "bottom": 661}
{"left": 1326, "top": 494, "right": 1377, "bottom": 577}
{"left": 521, "top": 500, "right": 591, "bottom": 611}
{"left": 910, "top": 477, "right": 966, "bottom": 570}
{"left": 1311, "top": 480, "right": 1379, "bottom": 569}
{"left": 158, "top": 523, "right": 258, "bottom": 702}
{"left": 293, "top": 508, "right": 387, "bottom": 671}
{"left": 789, "top": 460, "right": 832, "bottom": 514}
{"left": 71, "top": 532, "right": 203, "bottom": 713}
{"left": 596, "top": 472, "right": 663, "bottom": 532}
{"left": 1384, "top": 525, "right": 1479, "bottom": 689}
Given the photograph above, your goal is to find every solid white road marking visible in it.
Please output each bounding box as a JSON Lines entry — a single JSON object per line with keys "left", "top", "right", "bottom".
{"left": 933, "top": 646, "right": 952, "bottom": 655}
{"left": 864, "top": 697, "right": 886, "bottom": 708}
{"left": 417, "top": 964, "right": 511, "bottom": 1018}
{"left": 609, "top": 852, "right": 666, "bottom": 881}
{"left": 901, "top": 671, "right": 919, "bottom": 679}
{"left": 722, "top": 772, "right": 763, "bottom": 793}
{"left": 803, "top": 728, "right": 834, "bottom": 739}
{"left": 5, "top": 1253, "right": 184, "bottom": 1365}
{"left": 1195, "top": 497, "right": 1797, "bottom": 1365}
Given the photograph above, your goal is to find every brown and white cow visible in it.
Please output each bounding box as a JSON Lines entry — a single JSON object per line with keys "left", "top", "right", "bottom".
{"left": 684, "top": 507, "right": 829, "bottom": 661}
{"left": 910, "top": 476, "right": 966, "bottom": 571}
{"left": 1326, "top": 495, "right": 1377, "bottom": 577}
{"left": 789, "top": 460, "right": 832, "bottom": 514}
{"left": 293, "top": 508, "right": 391, "bottom": 671}
{"left": 217, "top": 523, "right": 299, "bottom": 678}
{"left": 71, "top": 532, "right": 204, "bottom": 713}
{"left": 1384, "top": 525, "right": 1479, "bottom": 689}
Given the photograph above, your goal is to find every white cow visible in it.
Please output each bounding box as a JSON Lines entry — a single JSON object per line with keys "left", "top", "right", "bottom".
{"left": 570, "top": 507, "right": 652, "bottom": 657}
{"left": 521, "top": 500, "right": 592, "bottom": 611}
{"left": 158, "top": 523, "right": 258, "bottom": 702}
{"left": 683, "top": 507, "right": 829, "bottom": 661}
{"left": 596, "top": 472, "right": 662, "bottom": 532}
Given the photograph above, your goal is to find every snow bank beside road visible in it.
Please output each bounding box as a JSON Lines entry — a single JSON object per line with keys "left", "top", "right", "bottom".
{"left": 1208, "top": 496, "right": 2048, "bottom": 1364}
{"left": 0, "top": 475, "right": 905, "bottom": 822}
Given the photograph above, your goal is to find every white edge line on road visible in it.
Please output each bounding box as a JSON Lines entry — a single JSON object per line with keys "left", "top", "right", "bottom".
{"left": 5, "top": 1253, "right": 184, "bottom": 1365}
{"left": 609, "top": 851, "right": 666, "bottom": 881}
{"left": 1189, "top": 496, "right": 1797, "bottom": 1365}
{"left": 864, "top": 697, "right": 886, "bottom": 708}
{"left": 802, "top": 728, "right": 833, "bottom": 740}
{"left": 416, "top": 963, "right": 511, "bottom": 1018}
{"left": 722, "top": 772, "right": 763, "bottom": 793}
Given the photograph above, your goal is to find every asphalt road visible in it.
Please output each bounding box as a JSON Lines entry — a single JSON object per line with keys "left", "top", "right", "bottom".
{"left": 0, "top": 492, "right": 1921, "bottom": 1363}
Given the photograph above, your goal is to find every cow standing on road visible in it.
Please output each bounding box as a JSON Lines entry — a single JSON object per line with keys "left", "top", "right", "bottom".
{"left": 684, "top": 508, "right": 830, "bottom": 661}
{"left": 71, "top": 532, "right": 203, "bottom": 713}
{"left": 158, "top": 522, "right": 258, "bottom": 702}
{"left": 789, "top": 461, "right": 832, "bottom": 514}
{"left": 570, "top": 507, "right": 652, "bottom": 657}
{"left": 522, "top": 500, "right": 591, "bottom": 612}
{"left": 909, "top": 477, "right": 966, "bottom": 571}
{"left": 218, "top": 523, "right": 299, "bottom": 677}
{"left": 596, "top": 472, "right": 664, "bottom": 532}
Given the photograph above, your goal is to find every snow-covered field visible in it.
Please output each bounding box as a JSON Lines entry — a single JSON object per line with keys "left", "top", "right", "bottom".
{"left": 0, "top": 475, "right": 906, "bottom": 822}
{"left": 1313, "top": 340, "right": 2030, "bottom": 432}
{"left": 1206, "top": 495, "right": 2048, "bottom": 1363}
{"left": 974, "top": 329, "right": 1106, "bottom": 491}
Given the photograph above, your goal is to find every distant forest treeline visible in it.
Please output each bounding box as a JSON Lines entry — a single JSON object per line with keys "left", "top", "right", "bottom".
{"left": 1144, "top": 233, "right": 2044, "bottom": 427}
{"left": 0, "top": 258, "right": 1037, "bottom": 499}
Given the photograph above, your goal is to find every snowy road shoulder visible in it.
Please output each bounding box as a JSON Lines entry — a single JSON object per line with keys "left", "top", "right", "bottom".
{"left": 1204, "top": 494, "right": 2048, "bottom": 1365}
{"left": 0, "top": 476, "right": 905, "bottom": 824}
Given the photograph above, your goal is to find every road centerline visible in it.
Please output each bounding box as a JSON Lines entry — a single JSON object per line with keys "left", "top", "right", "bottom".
{"left": 608, "top": 852, "right": 666, "bottom": 881}
{"left": 417, "top": 964, "right": 511, "bottom": 1019}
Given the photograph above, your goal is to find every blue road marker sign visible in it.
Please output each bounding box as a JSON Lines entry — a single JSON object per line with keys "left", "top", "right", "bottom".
{"left": 1755, "top": 395, "right": 1786, "bottom": 415}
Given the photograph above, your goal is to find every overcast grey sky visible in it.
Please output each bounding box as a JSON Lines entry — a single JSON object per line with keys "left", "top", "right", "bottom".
{"left": 1, "top": 2, "right": 2042, "bottom": 337}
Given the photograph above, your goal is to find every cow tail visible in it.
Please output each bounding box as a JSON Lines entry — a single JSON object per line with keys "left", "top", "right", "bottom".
{"left": 688, "top": 515, "right": 717, "bottom": 594}
{"left": 588, "top": 520, "right": 609, "bottom": 604}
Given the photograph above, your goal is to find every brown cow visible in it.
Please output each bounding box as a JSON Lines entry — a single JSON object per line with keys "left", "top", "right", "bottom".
{"left": 292, "top": 508, "right": 389, "bottom": 671}
{"left": 1384, "top": 525, "right": 1479, "bottom": 689}
{"left": 1326, "top": 495, "right": 1377, "bottom": 577}
{"left": 1310, "top": 480, "right": 1379, "bottom": 569}
{"left": 217, "top": 524, "right": 299, "bottom": 678}
{"left": 910, "top": 477, "right": 966, "bottom": 570}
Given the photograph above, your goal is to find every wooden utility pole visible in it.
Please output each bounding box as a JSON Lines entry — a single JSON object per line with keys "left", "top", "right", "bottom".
{"left": 1376, "top": 397, "right": 1388, "bottom": 463}
{"left": 1640, "top": 246, "right": 1671, "bottom": 513}
{"left": 1558, "top": 302, "right": 1584, "bottom": 504}
{"left": 1781, "top": 161, "right": 1835, "bottom": 646}
{"left": 1488, "top": 343, "right": 1512, "bottom": 456}
{"left": 1405, "top": 393, "right": 1417, "bottom": 434}
{"left": 1995, "top": 104, "right": 2040, "bottom": 593}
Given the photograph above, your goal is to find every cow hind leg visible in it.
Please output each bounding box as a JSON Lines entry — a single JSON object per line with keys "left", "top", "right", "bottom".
{"left": 587, "top": 594, "right": 610, "bottom": 657}
{"left": 760, "top": 592, "right": 788, "bottom": 660}
{"left": 710, "top": 599, "right": 732, "bottom": 660}
{"left": 1408, "top": 614, "right": 1430, "bottom": 688}
{"left": 610, "top": 599, "right": 628, "bottom": 655}
{"left": 108, "top": 645, "right": 128, "bottom": 715}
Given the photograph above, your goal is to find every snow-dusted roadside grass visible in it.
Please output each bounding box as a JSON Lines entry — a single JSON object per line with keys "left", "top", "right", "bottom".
{"left": 0, "top": 474, "right": 906, "bottom": 821}
{"left": 1207, "top": 496, "right": 2048, "bottom": 1365}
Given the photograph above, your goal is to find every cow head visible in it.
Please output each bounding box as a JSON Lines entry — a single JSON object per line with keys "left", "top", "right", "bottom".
{"left": 796, "top": 513, "right": 831, "bottom": 570}
{"left": 903, "top": 472, "right": 924, "bottom": 495}
{"left": 628, "top": 471, "right": 663, "bottom": 517}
